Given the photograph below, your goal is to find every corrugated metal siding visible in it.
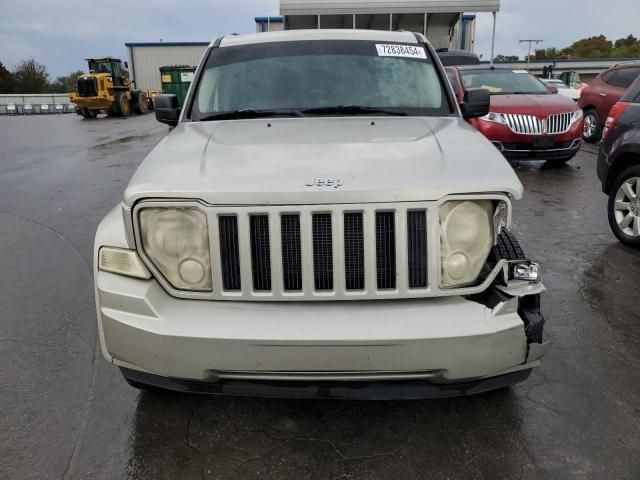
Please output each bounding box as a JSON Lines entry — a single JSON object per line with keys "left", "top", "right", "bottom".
{"left": 129, "top": 45, "right": 208, "bottom": 91}
{"left": 280, "top": 0, "right": 501, "bottom": 15}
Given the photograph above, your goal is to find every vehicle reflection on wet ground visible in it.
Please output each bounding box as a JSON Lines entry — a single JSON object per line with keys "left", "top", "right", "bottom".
{"left": 1, "top": 116, "right": 639, "bottom": 480}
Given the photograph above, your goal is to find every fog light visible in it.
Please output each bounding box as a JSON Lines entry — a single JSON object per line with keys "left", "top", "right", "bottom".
{"left": 512, "top": 261, "right": 541, "bottom": 282}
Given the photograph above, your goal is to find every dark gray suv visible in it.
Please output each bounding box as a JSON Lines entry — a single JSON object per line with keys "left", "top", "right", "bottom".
{"left": 598, "top": 74, "right": 640, "bottom": 248}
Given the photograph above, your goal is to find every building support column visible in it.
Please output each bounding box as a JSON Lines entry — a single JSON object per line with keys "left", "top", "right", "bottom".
{"left": 490, "top": 12, "right": 497, "bottom": 66}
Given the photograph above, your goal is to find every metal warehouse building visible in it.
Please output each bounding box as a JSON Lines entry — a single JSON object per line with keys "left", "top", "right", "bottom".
{"left": 125, "top": 42, "right": 209, "bottom": 91}
{"left": 126, "top": 0, "right": 500, "bottom": 91}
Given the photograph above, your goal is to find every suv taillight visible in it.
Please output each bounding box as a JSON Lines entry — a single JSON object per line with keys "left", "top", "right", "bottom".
{"left": 603, "top": 101, "right": 630, "bottom": 139}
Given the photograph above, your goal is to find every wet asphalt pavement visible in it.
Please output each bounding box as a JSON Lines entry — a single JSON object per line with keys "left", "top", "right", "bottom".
{"left": 1, "top": 114, "right": 639, "bottom": 480}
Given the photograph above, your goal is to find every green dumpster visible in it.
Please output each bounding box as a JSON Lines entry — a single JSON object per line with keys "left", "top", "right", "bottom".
{"left": 159, "top": 65, "right": 196, "bottom": 107}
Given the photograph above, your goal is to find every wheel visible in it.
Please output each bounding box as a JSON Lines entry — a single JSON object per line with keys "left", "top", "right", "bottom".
{"left": 114, "top": 93, "right": 130, "bottom": 117}
{"left": 80, "top": 107, "right": 97, "bottom": 119}
{"left": 582, "top": 108, "right": 601, "bottom": 143}
{"left": 491, "top": 230, "right": 526, "bottom": 262}
{"left": 608, "top": 165, "right": 640, "bottom": 249}
{"left": 132, "top": 91, "right": 148, "bottom": 114}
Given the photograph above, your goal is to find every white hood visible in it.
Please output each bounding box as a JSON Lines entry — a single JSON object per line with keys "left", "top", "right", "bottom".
{"left": 124, "top": 116, "right": 523, "bottom": 206}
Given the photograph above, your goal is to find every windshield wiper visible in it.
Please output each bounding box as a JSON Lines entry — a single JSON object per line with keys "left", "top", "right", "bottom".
{"left": 301, "top": 105, "right": 408, "bottom": 116}
{"left": 200, "top": 108, "right": 304, "bottom": 121}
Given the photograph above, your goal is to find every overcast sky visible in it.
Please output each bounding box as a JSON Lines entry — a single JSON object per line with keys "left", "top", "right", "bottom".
{"left": 0, "top": 0, "right": 636, "bottom": 78}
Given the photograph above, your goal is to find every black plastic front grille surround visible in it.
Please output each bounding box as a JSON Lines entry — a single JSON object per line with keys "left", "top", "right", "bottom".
{"left": 375, "top": 212, "right": 396, "bottom": 289}
{"left": 218, "top": 215, "right": 241, "bottom": 291}
{"left": 343, "top": 213, "right": 365, "bottom": 290}
{"left": 407, "top": 211, "right": 428, "bottom": 288}
{"left": 312, "top": 214, "right": 333, "bottom": 291}
{"left": 249, "top": 215, "right": 271, "bottom": 291}
{"left": 281, "top": 214, "right": 302, "bottom": 291}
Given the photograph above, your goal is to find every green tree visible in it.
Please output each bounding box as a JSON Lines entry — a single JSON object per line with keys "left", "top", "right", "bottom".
{"left": 49, "top": 70, "right": 84, "bottom": 93}
{"left": 613, "top": 35, "right": 640, "bottom": 57}
{"left": 0, "top": 60, "right": 14, "bottom": 93}
{"left": 560, "top": 35, "right": 613, "bottom": 58}
{"left": 493, "top": 54, "right": 520, "bottom": 62}
{"left": 13, "top": 58, "right": 49, "bottom": 93}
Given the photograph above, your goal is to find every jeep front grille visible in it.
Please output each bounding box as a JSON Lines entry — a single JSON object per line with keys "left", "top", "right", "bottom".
{"left": 134, "top": 198, "right": 512, "bottom": 301}
{"left": 210, "top": 205, "right": 429, "bottom": 300}
{"left": 77, "top": 77, "right": 98, "bottom": 97}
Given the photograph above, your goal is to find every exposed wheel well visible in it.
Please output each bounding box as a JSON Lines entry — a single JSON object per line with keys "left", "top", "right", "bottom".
{"left": 605, "top": 152, "right": 640, "bottom": 194}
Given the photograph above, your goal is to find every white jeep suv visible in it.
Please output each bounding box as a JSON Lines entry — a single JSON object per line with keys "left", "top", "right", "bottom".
{"left": 94, "top": 29, "right": 547, "bottom": 399}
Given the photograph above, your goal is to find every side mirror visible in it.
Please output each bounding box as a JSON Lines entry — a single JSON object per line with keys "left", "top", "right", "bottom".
{"left": 155, "top": 94, "right": 180, "bottom": 127}
{"left": 547, "top": 84, "right": 559, "bottom": 94}
{"left": 459, "top": 88, "right": 490, "bottom": 119}
{"left": 124, "top": 61, "right": 129, "bottom": 69}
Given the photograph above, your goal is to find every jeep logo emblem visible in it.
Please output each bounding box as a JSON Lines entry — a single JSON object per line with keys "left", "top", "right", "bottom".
{"left": 305, "top": 177, "right": 344, "bottom": 188}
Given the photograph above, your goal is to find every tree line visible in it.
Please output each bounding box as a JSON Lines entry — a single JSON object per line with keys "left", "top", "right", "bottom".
{"left": 495, "top": 34, "right": 640, "bottom": 63}
{"left": 0, "top": 58, "right": 83, "bottom": 94}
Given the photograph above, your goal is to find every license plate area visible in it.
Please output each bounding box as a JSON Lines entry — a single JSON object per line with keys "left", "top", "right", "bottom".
{"left": 532, "top": 136, "right": 555, "bottom": 149}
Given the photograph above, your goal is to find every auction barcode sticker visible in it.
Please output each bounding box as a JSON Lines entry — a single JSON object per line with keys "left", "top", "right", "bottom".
{"left": 376, "top": 44, "right": 427, "bottom": 59}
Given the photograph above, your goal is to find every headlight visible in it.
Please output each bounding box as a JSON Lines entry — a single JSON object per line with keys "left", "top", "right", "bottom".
{"left": 570, "top": 109, "right": 583, "bottom": 124}
{"left": 440, "top": 200, "right": 494, "bottom": 288}
{"left": 480, "top": 112, "right": 506, "bottom": 125}
{"left": 139, "top": 207, "right": 212, "bottom": 291}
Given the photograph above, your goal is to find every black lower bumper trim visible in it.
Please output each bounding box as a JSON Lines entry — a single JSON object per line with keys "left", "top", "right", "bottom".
{"left": 120, "top": 367, "right": 532, "bottom": 400}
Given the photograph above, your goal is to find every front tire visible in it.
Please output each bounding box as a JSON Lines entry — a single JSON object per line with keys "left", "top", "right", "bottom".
{"left": 80, "top": 107, "right": 97, "bottom": 119}
{"left": 582, "top": 108, "right": 601, "bottom": 143}
{"left": 114, "top": 93, "right": 130, "bottom": 117}
{"left": 608, "top": 165, "right": 640, "bottom": 249}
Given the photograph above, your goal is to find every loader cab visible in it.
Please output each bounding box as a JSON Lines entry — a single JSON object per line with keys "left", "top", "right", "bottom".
{"left": 86, "top": 58, "right": 129, "bottom": 87}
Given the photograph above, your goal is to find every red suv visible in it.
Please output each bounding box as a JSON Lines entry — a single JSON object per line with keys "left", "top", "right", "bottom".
{"left": 446, "top": 66, "right": 584, "bottom": 164}
{"left": 579, "top": 62, "right": 640, "bottom": 143}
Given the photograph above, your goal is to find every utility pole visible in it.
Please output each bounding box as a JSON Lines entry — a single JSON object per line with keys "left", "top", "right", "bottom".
{"left": 519, "top": 39, "right": 543, "bottom": 70}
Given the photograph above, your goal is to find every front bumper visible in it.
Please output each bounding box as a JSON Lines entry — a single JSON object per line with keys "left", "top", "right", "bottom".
{"left": 494, "top": 139, "right": 582, "bottom": 160}
{"left": 120, "top": 366, "right": 534, "bottom": 400}
{"left": 469, "top": 117, "right": 583, "bottom": 160}
{"left": 68, "top": 92, "right": 112, "bottom": 110}
{"left": 97, "top": 270, "right": 546, "bottom": 396}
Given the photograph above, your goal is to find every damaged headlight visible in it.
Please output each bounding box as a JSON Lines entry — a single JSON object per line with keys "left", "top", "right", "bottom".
{"left": 139, "top": 207, "right": 212, "bottom": 291}
{"left": 439, "top": 200, "right": 494, "bottom": 288}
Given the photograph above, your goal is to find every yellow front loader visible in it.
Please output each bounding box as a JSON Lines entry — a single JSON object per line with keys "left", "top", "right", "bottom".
{"left": 69, "top": 57, "right": 156, "bottom": 119}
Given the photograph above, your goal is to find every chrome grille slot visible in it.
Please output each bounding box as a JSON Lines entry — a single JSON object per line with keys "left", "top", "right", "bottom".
{"left": 344, "top": 213, "right": 365, "bottom": 290}
{"left": 249, "top": 215, "right": 271, "bottom": 291}
{"left": 312, "top": 214, "right": 333, "bottom": 291}
{"left": 281, "top": 214, "right": 302, "bottom": 291}
{"left": 218, "top": 215, "right": 241, "bottom": 291}
{"left": 407, "top": 211, "right": 427, "bottom": 288}
{"left": 375, "top": 212, "right": 396, "bottom": 289}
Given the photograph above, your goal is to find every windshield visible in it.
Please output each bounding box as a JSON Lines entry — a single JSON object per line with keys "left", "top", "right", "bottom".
{"left": 189, "top": 40, "right": 451, "bottom": 120}
{"left": 88, "top": 60, "right": 112, "bottom": 74}
{"left": 460, "top": 69, "right": 550, "bottom": 95}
